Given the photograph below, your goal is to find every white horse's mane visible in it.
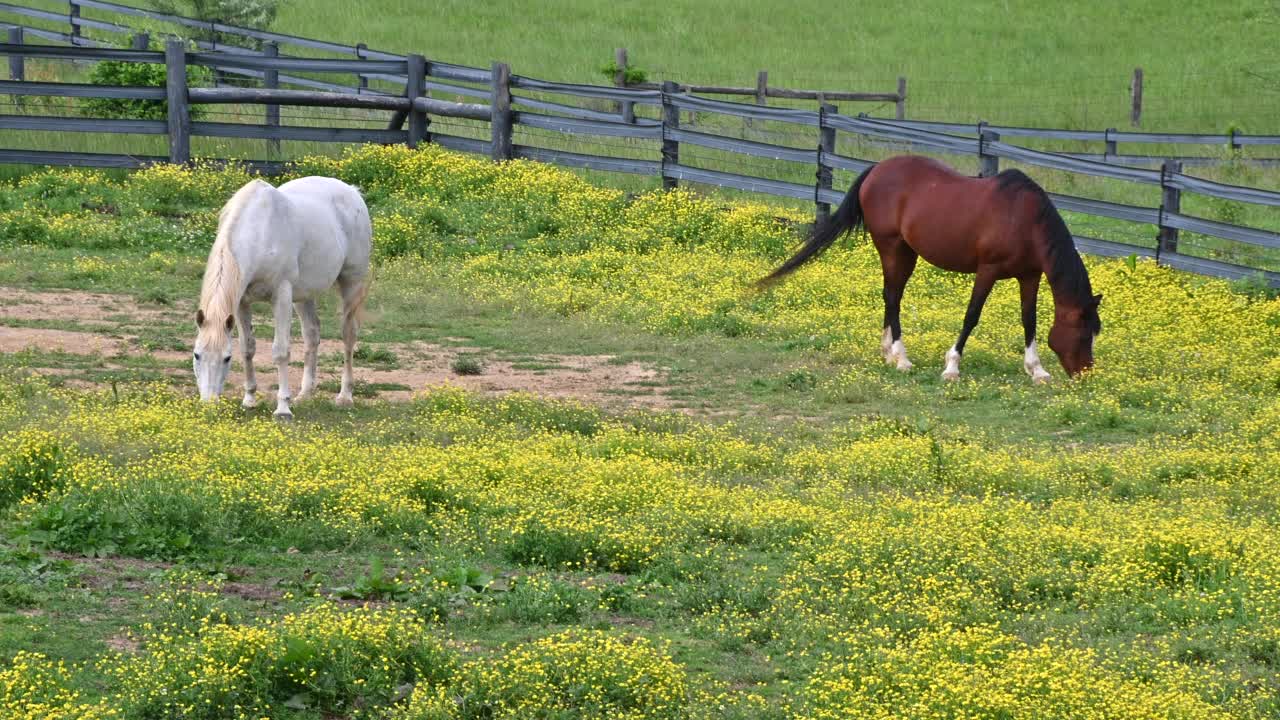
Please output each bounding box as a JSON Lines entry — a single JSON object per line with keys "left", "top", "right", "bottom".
{"left": 198, "top": 181, "right": 264, "bottom": 340}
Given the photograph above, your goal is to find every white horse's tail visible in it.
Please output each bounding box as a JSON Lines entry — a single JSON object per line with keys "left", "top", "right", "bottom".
{"left": 342, "top": 271, "right": 372, "bottom": 329}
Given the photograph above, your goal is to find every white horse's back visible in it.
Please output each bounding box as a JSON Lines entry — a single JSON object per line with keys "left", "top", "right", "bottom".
{"left": 277, "top": 176, "right": 372, "bottom": 275}
{"left": 229, "top": 177, "right": 371, "bottom": 301}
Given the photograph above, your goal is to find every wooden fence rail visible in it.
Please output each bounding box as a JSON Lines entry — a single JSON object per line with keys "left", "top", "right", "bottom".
{"left": 3, "top": 2, "right": 1278, "bottom": 168}
{"left": 0, "top": 42, "right": 1277, "bottom": 287}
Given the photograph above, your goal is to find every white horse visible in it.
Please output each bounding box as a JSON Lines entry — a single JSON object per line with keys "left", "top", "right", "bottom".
{"left": 192, "top": 177, "right": 372, "bottom": 419}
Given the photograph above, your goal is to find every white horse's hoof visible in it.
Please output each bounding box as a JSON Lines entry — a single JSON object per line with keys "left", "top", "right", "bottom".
{"left": 895, "top": 359, "right": 913, "bottom": 372}
{"left": 241, "top": 394, "right": 258, "bottom": 409}
{"left": 334, "top": 394, "right": 354, "bottom": 408}
{"left": 942, "top": 369, "right": 960, "bottom": 382}
{"left": 273, "top": 410, "right": 293, "bottom": 422}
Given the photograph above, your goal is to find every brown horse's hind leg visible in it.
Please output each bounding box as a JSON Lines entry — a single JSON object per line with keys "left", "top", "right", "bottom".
{"left": 942, "top": 267, "right": 998, "bottom": 381}
{"left": 876, "top": 237, "right": 918, "bottom": 372}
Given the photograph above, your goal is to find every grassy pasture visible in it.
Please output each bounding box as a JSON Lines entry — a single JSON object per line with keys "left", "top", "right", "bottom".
{"left": 87, "top": 0, "right": 1280, "bottom": 132}
{"left": 0, "top": 148, "right": 1279, "bottom": 718}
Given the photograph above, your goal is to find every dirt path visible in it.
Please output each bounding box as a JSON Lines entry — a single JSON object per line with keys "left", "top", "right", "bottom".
{"left": 1, "top": 287, "right": 672, "bottom": 409}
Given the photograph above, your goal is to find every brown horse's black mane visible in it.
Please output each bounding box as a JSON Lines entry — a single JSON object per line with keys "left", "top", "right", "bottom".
{"left": 995, "top": 169, "right": 1102, "bottom": 333}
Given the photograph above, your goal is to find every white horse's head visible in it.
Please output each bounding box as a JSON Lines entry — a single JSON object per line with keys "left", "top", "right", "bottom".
{"left": 193, "top": 308, "right": 234, "bottom": 401}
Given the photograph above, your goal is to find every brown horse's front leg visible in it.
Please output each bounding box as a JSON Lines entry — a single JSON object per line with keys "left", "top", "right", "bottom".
{"left": 1019, "top": 275, "right": 1051, "bottom": 383}
{"left": 943, "top": 269, "right": 997, "bottom": 381}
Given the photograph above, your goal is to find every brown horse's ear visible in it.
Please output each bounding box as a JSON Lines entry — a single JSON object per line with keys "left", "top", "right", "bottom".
{"left": 195, "top": 309, "right": 205, "bottom": 327}
{"left": 1092, "top": 293, "right": 1103, "bottom": 308}
{"left": 225, "top": 315, "right": 234, "bottom": 331}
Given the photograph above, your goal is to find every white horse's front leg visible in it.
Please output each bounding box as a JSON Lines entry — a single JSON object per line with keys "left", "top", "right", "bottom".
{"left": 237, "top": 298, "right": 258, "bottom": 408}
{"left": 271, "top": 285, "right": 294, "bottom": 420}
{"left": 295, "top": 299, "right": 320, "bottom": 400}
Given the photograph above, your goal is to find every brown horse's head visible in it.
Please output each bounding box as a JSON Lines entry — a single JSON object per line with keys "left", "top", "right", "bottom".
{"left": 1048, "top": 294, "right": 1102, "bottom": 377}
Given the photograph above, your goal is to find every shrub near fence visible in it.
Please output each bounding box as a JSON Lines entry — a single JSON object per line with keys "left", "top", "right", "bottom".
{"left": 0, "top": 37, "right": 1278, "bottom": 287}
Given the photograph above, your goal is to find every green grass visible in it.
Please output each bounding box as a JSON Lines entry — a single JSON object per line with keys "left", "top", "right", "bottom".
{"left": 19, "top": 0, "right": 1269, "bottom": 132}
{"left": 1, "top": 96, "right": 1278, "bottom": 720}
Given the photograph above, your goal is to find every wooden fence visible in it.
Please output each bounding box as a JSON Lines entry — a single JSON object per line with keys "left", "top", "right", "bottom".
{"left": 2, "top": 0, "right": 1278, "bottom": 165}
{"left": 0, "top": 41, "right": 1278, "bottom": 287}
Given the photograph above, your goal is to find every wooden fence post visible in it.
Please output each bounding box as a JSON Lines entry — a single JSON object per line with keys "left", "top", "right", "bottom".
{"left": 896, "top": 76, "right": 907, "bottom": 120}
{"left": 130, "top": 31, "right": 149, "bottom": 50}
{"left": 406, "top": 53, "right": 427, "bottom": 148}
{"left": 614, "top": 48, "right": 634, "bottom": 124}
{"left": 978, "top": 126, "right": 999, "bottom": 177}
{"left": 747, "top": 70, "right": 766, "bottom": 128}
{"left": 661, "top": 80, "right": 679, "bottom": 189}
{"left": 69, "top": 1, "right": 81, "bottom": 42}
{"left": 262, "top": 41, "right": 280, "bottom": 157}
{"left": 491, "top": 61, "right": 513, "bottom": 161}
{"left": 164, "top": 39, "right": 191, "bottom": 164}
{"left": 1158, "top": 160, "right": 1182, "bottom": 256}
{"left": 355, "top": 43, "right": 368, "bottom": 93}
{"left": 7, "top": 26, "right": 22, "bottom": 82}
{"left": 1130, "top": 68, "right": 1143, "bottom": 127}
{"left": 1105, "top": 127, "right": 1117, "bottom": 158}
{"left": 816, "top": 101, "right": 836, "bottom": 224}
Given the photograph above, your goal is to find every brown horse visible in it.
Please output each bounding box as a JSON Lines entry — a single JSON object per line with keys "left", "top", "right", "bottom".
{"left": 760, "top": 155, "right": 1101, "bottom": 381}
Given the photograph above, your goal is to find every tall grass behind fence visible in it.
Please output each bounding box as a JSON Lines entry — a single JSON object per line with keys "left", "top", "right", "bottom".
{"left": 0, "top": 4, "right": 1278, "bottom": 286}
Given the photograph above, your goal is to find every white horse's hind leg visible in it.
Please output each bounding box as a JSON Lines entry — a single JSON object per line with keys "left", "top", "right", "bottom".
{"left": 336, "top": 274, "right": 369, "bottom": 408}
{"left": 295, "top": 299, "right": 320, "bottom": 400}
{"left": 1024, "top": 340, "right": 1052, "bottom": 384}
{"left": 270, "top": 284, "right": 294, "bottom": 420}
{"left": 236, "top": 298, "right": 258, "bottom": 408}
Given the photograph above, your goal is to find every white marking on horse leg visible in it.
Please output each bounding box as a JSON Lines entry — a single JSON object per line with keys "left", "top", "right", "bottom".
{"left": 881, "top": 326, "right": 894, "bottom": 362}
{"left": 942, "top": 346, "right": 961, "bottom": 381}
{"left": 1024, "top": 340, "right": 1051, "bottom": 384}
{"left": 271, "top": 287, "right": 294, "bottom": 420}
{"left": 891, "top": 339, "right": 913, "bottom": 372}
{"left": 296, "top": 300, "right": 320, "bottom": 400}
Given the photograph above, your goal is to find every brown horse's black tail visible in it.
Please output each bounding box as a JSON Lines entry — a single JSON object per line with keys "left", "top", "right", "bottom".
{"left": 756, "top": 165, "right": 873, "bottom": 289}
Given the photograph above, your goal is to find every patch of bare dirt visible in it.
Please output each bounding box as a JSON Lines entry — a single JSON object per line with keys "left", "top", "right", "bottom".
{"left": 0, "top": 288, "right": 178, "bottom": 323}
{"left": 2, "top": 286, "right": 674, "bottom": 409}
{"left": 221, "top": 581, "right": 281, "bottom": 603}
{"left": 105, "top": 633, "right": 141, "bottom": 654}
{"left": 0, "top": 325, "right": 127, "bottom": 355}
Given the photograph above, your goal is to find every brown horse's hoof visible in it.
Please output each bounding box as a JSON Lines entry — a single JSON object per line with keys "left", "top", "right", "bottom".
{"left": 942, "top": 369, "right": 960, "bottom": 382}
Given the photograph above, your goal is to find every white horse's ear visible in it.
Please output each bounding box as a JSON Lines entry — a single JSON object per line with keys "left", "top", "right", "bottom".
{"left": 225, "top": 315, "right": 234, "bottom": 331}
{"left": 195, "top": 309, "right": 205, "bottom": 327}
